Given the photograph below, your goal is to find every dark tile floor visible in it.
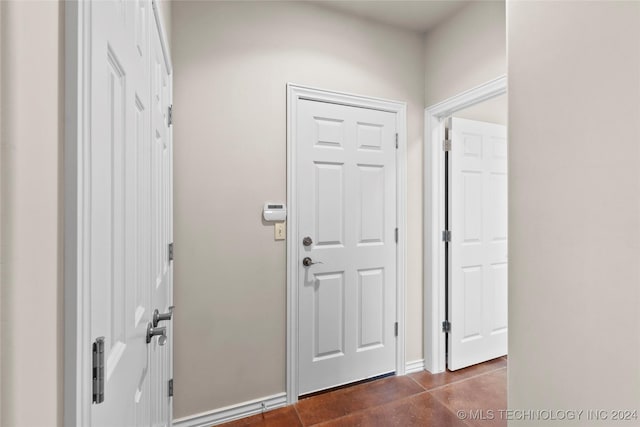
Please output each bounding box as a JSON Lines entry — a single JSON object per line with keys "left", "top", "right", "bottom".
{"left": 219, "top": 357, "right": 507, "bottom": 427}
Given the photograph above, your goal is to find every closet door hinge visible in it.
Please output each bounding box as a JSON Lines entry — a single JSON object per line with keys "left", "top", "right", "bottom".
{"left": 442, "top": 230, "right": 451, "bottom": 242}
{"left": 168, "top": 379, "right": 174, "bottom": 397}
{"left": 394, "top": 322, "right": 399, "bottom": 337}
{"left": 395, "top": 227, "right": 398, "bottom": 243}
{"left": 168, "top": 242, "right": 174, "bottom": 262}
{"left": 168, "top": 105, "right": 173, "bottom": 127}
{"left": 443, "top": 117, "right": 452, "bottom": 151}
{"left": 395, "top": 133, "right": 398, "bottom": 149}
{"left": 442, "top": 320, "right": 451, "bottom": 334}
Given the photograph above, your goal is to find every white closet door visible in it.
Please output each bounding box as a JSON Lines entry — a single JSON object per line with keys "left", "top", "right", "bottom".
{"left": 89, "top": 1, "right": 172, "bottom": 425}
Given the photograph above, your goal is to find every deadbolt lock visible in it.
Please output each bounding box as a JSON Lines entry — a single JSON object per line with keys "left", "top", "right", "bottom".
{"left": 302, "top": 236, "right": 313, "bottom": 246}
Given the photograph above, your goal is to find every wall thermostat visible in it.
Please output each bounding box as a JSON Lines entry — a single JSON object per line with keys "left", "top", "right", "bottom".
{"left": 263, "top": 203, "right": 287, "bottom": 221}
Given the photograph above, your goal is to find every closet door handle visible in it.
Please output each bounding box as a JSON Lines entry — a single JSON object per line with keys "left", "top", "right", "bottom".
{"left": 153, "top": 306, "right": 174, "bottom": 327}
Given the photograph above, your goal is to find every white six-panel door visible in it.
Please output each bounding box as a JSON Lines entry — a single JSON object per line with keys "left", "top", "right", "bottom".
{"left": 297, "top": 99, "right": 397, "bottom": 395}
{"left": 89, "top": 1, "right": 172, "bottom": 425}
{"left": 448, "top": 117, "right": 508, "bottom": 371}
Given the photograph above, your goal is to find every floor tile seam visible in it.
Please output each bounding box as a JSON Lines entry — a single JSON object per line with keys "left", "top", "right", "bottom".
{"left": 441, "top": 403, "right": 474, "bottom": 427}
{"left": 421, "top": 391, "right": 474, "bottom": 427}
{"left": 429, "top": 389, "right": 496, "bottom": 427}
{"left": 297, "top": 382, "right": 426, "bottom": 425}
{"left": 423, "top": 366, "right": 507, "bottom": 392}
{"left": 429, "top": 387, "right": 456, "bottom": 411}
{"left": 293, "top": 403, "right": 307, "bottom": 427}
{"left": 407, "top": 373, "right": 429, "bottom": 391}
{"left": 304, "top": 390, "right": 434, "bottom": 427}
{"left": 428, "top": 370, "right": 507, "bottom": 425}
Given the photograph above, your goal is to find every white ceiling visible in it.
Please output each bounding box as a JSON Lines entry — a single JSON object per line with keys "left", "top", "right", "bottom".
{"left": 308, "top": 1, "right": 470, "bottom": 33}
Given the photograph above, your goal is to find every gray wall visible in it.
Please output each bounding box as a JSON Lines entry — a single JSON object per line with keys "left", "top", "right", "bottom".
{"left": 454, "top": 94, "right": 507, "bottom": 126}
{"left": 424, "top": 1, "right": 506, "bottom": 107}
{"left": 508, "top": 1, "right": 640, "bottom": 423}
{"left": 0, "top": 1, "right": 64, "bottom": 426}
{"left": 171, "top": 0, "right": 425, "bottom": 418}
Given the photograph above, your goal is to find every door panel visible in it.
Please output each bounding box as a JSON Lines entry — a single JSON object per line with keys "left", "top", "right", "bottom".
{"left": 448, "top": 117, "right": 508, "bottom": 371}
{"left": 297, "top": 100, "right": 397, "bottom": 395}
{"left": 90, "top": 1, "right": 172, "bottom": 425}
{"left": 91, "top": 1, "right": 151, "bottom": 426}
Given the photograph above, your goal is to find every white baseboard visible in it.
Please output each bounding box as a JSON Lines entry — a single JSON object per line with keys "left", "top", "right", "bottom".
{"left": 173, "top": 392, "right": 287, "bottom": 427}
{"left": 405, "top": 359, "right": 425, "bottom": 374}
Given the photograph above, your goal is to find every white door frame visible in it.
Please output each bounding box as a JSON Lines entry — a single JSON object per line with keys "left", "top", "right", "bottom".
{"left": 286, "top": 84, "right": 407, "bottom": 404}
{"left": 423, "top": 75, "right": 507, "bottom": 374}
{"left": 63, "top": 2, "right": 173, "bottom": 425}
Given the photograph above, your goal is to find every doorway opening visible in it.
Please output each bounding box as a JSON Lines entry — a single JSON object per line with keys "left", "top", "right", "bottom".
{"left": 423, "top": 76, "right": 507, "bottom": 374}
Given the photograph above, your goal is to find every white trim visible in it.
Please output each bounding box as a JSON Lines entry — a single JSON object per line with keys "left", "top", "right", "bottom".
{"left": 405, "top": 359, "right": 425, "bottom": 374}
{"left": 151, "top": 0, "right": 173, "bottom": 75}
{"left": 172, "top": 393, "right": 287, "bottom": 427}
{"left": 286, "top": 84, "right": 407, "bottom": 404}
{"left": 64, "top": 3, "right": 173, "bottom": 425}
{"left": 423, "top": 75, "right": 507, "bottom": 374}
{"left": 64, "top": 1, "right": 92, "bottom": 425}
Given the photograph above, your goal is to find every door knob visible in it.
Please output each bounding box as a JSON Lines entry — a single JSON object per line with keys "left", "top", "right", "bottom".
{"left": 302, "top": 257, "right": 323, "bottom": 267}
{"left": 153, "top": 306, "right": 174, "bottom": 327}
{"left": 146, "top": 323, "right": 167, "bottom": 345}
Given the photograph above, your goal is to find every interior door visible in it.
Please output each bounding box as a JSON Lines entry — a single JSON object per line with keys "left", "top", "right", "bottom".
{"left": 297, "top": 99, "right": 397, "bottom": 395}
{"left": 448, "top": 117, "right": 508, "bottom": 371}
{"left": 149, "top": 16, "right": 174, "bottom": 427}
{"left": 89, "top": 1, "right": 172, "bottom": 425}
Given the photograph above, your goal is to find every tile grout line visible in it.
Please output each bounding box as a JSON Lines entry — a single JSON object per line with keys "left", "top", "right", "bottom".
{"left": 407, "top": 373, "right": 429, "bottom": 391}
{"left": 428, "top": 367, "right": 507, "bottom": 426}
{"left": 292, "top": 403, "right": 306, "bottom": 427}
{"left": 294, "top": 363, "right": 507, "bottom": 427}
{"left": 306, "top": 390, "right": 432, "bottom": 427}
{"left": 422, "top": 365, "right": 507, "bottom": 393}
{"left": 297, "top": 377, "right": 427, "bottom": 425}
{"left": 308, "top": 389, "right": 476, "bottom": 427}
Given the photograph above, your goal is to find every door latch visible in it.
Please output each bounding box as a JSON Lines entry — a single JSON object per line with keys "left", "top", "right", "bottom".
{"left": 146, "top": 323, "right": 167, "bottom": 345}
{"left": 302, "top": 257, "right": 323, "bottom": 267}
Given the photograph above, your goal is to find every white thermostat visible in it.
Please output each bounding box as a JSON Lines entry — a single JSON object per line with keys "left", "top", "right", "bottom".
{"left": 263, "top": 202, "right": 287, "bottom": 221}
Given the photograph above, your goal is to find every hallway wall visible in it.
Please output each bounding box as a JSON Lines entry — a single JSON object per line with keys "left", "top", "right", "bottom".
{"left": 0, "top": 1, "right": 64, "bottom": 426}
{"left": 508, "top": 1, "right": 640, "bottom": 423}
{"left": 423, "top": 1, "right": 505, "bottom": 108}
{"left": 171, "top": 0, "right": 425, "bottom": 419}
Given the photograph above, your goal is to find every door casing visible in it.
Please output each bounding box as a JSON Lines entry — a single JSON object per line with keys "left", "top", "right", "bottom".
{"left": 63, "top": 2, "right": 173, "bottom": 425}
{"left": 423, "top": 75, "right": 507, "bottom": 374}
{"left": 286, "top": 84, "right": 407, "bottom": 404}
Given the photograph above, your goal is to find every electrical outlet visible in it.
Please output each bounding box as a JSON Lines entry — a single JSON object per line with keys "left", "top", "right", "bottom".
{"left": 275, "top": 222, "right": 286, "bottom": 240}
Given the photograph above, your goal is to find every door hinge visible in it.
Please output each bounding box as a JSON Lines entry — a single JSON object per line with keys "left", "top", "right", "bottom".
{"left": 168, "top": 379, "right": 174, "bottom": 397}
{"left": 92, "top": 337, "right": 105, "bottom": 404}
{"left": 442, "top": 320, "right": 451, "bottom": 333}
{"left": 168, "top": 242, "right": 174, "bottom": 262}
{"left": 395, "top": 227, "right": 398, "bottom": 243}
{"left": 168, "top": 105, "right": 173, "bottom": 127}
{"left": 395, "top": 133, "right": 398, "bottom": 149}
{"left": 443, "top": 117, "right": 452, "bottom": 151}
{"left": 442, "top": 230, "right": 451, "bottom": 242}
{"left": 394, "top": 322, "right": 399, "bottom": 337}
